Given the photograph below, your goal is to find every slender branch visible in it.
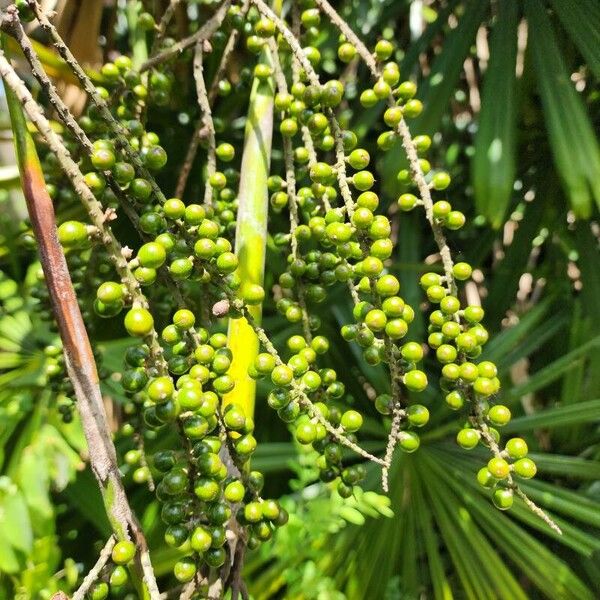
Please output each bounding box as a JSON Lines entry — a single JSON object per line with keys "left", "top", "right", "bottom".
{"left": 309, "top": 0, "right": 562, "bottom": 529}
{"left": 251, "top": 0, "right": 319, "bottom": 87}
{"left": 192, "top": 41, "right": 216, "bottom": 208}
{"left": 395, "top": 121, "right": 456, "bottom": 294}
{"left": 151, "top": 0, "right": 182, "bottom": 56}
{"left": 175, "top": 2, "right": 247, "bottom": 198}
{"left": 472, "top": 401, "right": 561, "bottom": 534}
{"left": 72, "top": 536, "right": 116, "bottom": 600}
{"left": 381, "top": 336, "right": 406, "bottom": 492}
{"left": 27, "top": 0, "right": 167, "bottom": 206}
{"left": 139, "top": 0, "right": 232, "bottom": 72}
{"left": 269, "top": 39, "right": 312, "bottom": 342}
{"left": 313, "top": 0, "right": 379, "bottom": 74}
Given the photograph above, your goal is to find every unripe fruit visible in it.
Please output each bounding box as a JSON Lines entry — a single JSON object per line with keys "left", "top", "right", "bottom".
{"left": 112, "top": 540, "right": 136, "bottom": 564}
{"left": 457, "top": 428, "right": 480, "bottom": 449}
{"left": 124, "top": 308, "right": 154, "bottom": 337}
{"left": 487, "top": 457, "right": 510, "bottom": 479}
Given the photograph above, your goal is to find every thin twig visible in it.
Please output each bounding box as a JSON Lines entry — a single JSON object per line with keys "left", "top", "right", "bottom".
{"left": 269, "top": 39, "right": 312, "bottom": 342}
{"left": 193, "top": 41, "right": 216, "bottom": 208}
{"left": 139, "top": 0, "right": 232, "bottom": 72}
{"left": 27, "top": 0, "right": 167, "bottom": 206}
{"left": 316, "top": 0, "right": 562, "bottom": 530}
{"left": 175, "top": 0, "right": 248, "bottom": 198}
{"left": 72, "top": 536, "right": 115, "bottom": 600}
{"left": 151, "top": 0, "right": 182, "bottom": 56}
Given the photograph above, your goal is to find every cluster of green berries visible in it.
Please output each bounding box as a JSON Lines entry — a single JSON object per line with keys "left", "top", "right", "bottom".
{"left": 115, "top": 306, "right": 287, "bottom": 579}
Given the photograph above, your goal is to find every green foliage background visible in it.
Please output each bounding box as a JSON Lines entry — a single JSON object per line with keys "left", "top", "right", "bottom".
{"left": 0, "top": 1, "right": 599, "bottom": 598}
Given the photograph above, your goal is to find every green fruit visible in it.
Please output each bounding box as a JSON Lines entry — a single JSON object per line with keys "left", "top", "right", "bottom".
{"left": 341, "top": 410, "right": 363, "bottom": 432}
{"left": 492, "top": 488, "right": 514, "bottom": 511}
{"left": 398, "top": 431, "right": 420, "bottom": 453}
{"left": 295, "top": 421, "right": 317, "bottom": 444}
{"left": 338, "top": 42, "right": 357, "bottom": 63}
{"left": 487, "top": 457, "right": 510, "bottom": 479}
{"left": 90, "top": 582, "right": 109, "bottom": 600}
{"left": 224, "top": 480, "right": 245, "bottom": 503}
{"left": 456, "top": 428, "right": 480, "bottom": 449}
{"left": 173, "top": 557, "right": 196, "bottom": 582}
{"left": 144, "top": 145, "right": 168, "bottom": 170}
{"left": 190, "top": 526, "right": 212, "bottom": 553}
{"left": 165, "top": 524, "right": 189, "bottom": 548}
{"left": 514, "top": 458, "right": 537, "bottom": 479}
{"left": 404, "top": 370, "right": 428, "bottom": 392}
{"left": 205, "top": 547, "right": 226, "bottom": 568}
{"left": 96, "top": 281, "right": 123, "bottom": 304}
{"left": 109, "top": 565, "right": 128, "bottom": 587}
{"left": 138, "top": 242, "right": 166, "bottom": 268}
{"left": 488, "top": 405, "right": 511, "bottom": 426}
{"left": 124, "top": 308, "right": 154, "bottom": 337}
{"left": 476, "top": 467, "right": 496, "bottom": 488}
{"left": 57, "top": 221, "right": 88, "bottom": 248}
{"left": 194, "top": 478, "right": 220, "bottom": 501}
{"left": 505, "top": 437, "right": 528, "bottom": 459}
{"left": 112, "top": 540, "right": 136, "bottom": 564}
{"left": 271, "top": 364, "right": 293, "bottom": 386}
{"left": 407, "top": 404, "right": 429, "bottom": 427}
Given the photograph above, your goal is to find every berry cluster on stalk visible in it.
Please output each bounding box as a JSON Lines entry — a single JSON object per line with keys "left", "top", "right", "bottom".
{"left": 3, "top": 0, "right": 562, "bottom": 593}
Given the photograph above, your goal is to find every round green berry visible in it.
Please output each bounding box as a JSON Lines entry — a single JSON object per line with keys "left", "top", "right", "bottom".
{"left": 138, "top": 241, "right": 166, "bottom": 268}
{"left": 338, "top": 42, "right": 357, "bottom": 62}
{"left": 513, "top": 458, "right": 537, "bottom": 479}
{"left": 476, "top": 467, "right": 496, "bottom": 488}
{"left": 348, "top": 149, "right": 370, "bottom": 170}
{"left": 401, "top": 342, "right": 423, "bottom": 362}
{"left": 271, "top": 364, "right": 293, "bottom": 386}
{"left": 58, "top": 221, "right": 88, "bottom": 248}
{"left": 456, "top": 428, "right": 480, "bottom": 449}
{"left": 404, "top": 370, "right": 428, "bottom": 392}
{"left": 295, "top": 421, "right": 317, "bottom": 444}
{"left": 190, "top": 526, "right": 212, "bottom": 553}
{"left": 407, "top": 404, "right": 429, "bottom": 427}
{"left": 398, "top": 431, "right": 420, "bottom": 453}
{"left": 173, "top": 558, "right": 196, "bottom": 583}
{"left": 112, "top": 540, "right": 136, "bottom": 565}
{"left": 488, "top": 405, "right": 511, "bottom": 426}
{"left": 96, "top": 281, "right": 123, "bottom": 304}
{"left": 144, "top": 145, "right": 168, "bottom": 170}
{"left": 224, "top": 480, "right": 245, "bottom": 503}
{"left": 124, "top": 308, "right": 154, "bottom": 337}
{"left": 216, "top": 142, "right": 235, "bottom": 162}
{"left": 487, "top": 457, "right": 510, "bottom": 479}
{"left": 492, "top": 488, "right": 514, "bottom": 511}
{"left": 431, "top": 172, "right": 451, "bottom": 190}
{"left": 341, "top": 410, "right": 363, "bottom": 433}
{"left": 91, "top": 147, "right": 116, "bottom": 171}
{"left": 505, "top": 437, "right": 528, "bottom": 459}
